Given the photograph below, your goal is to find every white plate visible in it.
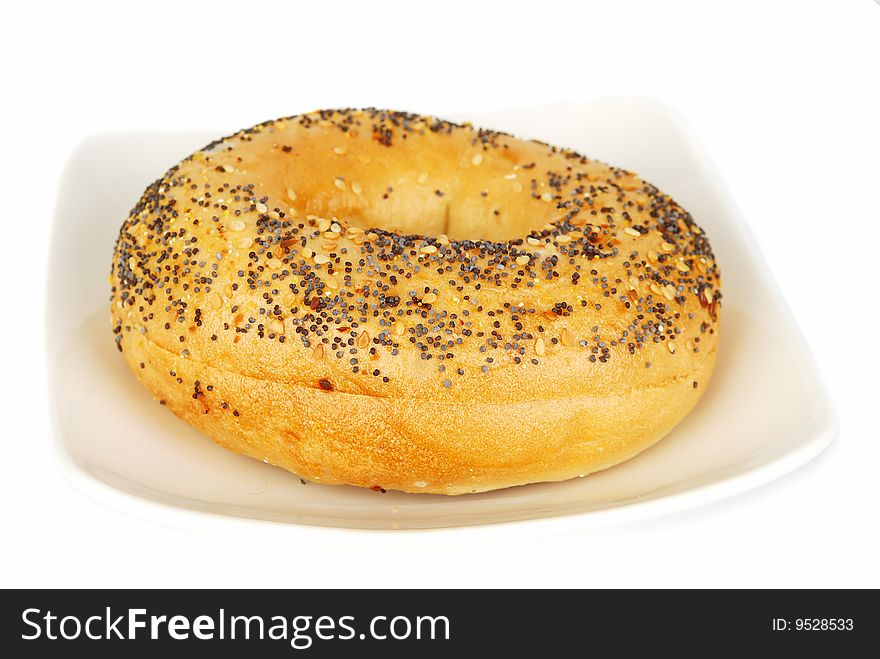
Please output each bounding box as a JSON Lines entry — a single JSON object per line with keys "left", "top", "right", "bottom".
{"left": 46, "top": 99, "right": 837, "bottom": 531}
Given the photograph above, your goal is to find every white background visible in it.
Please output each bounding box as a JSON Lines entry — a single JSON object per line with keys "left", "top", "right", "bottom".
{"left": 2, "top": 0, "right": 878, "bottom": 587}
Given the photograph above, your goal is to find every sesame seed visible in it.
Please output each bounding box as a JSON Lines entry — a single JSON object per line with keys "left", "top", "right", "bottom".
{"left": 535, "top": 337, "right": 546, "bottom": 356}
{"left": 560, "top": 328, "right": 574, "bottom": 346}
{"left": 235, "top": 237, "right": 253, "bottom": 249}
{"left": 624, "top": 227, "right": 641, "bottom": 237}
{"left": 229, "top": 219, "right": 246, "bottom": 232}
{"left": 314, "top": 254, "right": 332, "bottom": 265}
{"left": 333, "top": 146, "right": 347, "bottom": 155}
{"left": 334, "top": 178, "right": 346, "bottom": 190}
{"left": 351, "top": 181, "right": 363, "bottom": 194}
{"left": 394, "top": 322, "right": 406, "bottom": 336}
{"left": 255, "top": 202, "right": 268, "bottom": 213}
{"left": 270, "top": 318, "right": 284, "bottom": 334}
{"left": 663, "top": 284, "right": 676, "bottom": 300}
{"left": 357, "top": 330, "right": 370, "bottom": 349}
{"left": 266, "top": 257, "right": 282, "bottom": 269}
{"left": 516, "top": 255, "right": 530, "bottom": 266}
{"left": 420, "top": 245, "right": 438, "bottom": 254}
{"left": 527, "top": 237, "right": 541, "bottom": 246}
{"left": 286, "top": 187, "right": 297, "bottom": 202}
{"left": 661, "top": 241, "right": 675, "bottom": 252}
{"left": 313, "top": 343, "right": 325, "bottom": 360}
{"left": 541, "top": 192, "right": 553, "bottom": 202}
{"left": 422, "top": 292, "right": 438, "bottom": 304}
{"left": 472, "top": 153, "right": 483, "bottom": 165}
{"left": 668, "top": 341, "right": 676, "bottom": 354}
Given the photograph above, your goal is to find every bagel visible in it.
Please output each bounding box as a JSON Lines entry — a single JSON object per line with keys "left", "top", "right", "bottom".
{"left": 110, "top": 108, "right": 721, "bottom": 495}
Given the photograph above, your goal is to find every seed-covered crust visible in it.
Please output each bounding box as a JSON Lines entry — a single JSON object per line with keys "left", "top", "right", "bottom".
{"left": 110, "top": 109, "right": 721, "bottom": 495}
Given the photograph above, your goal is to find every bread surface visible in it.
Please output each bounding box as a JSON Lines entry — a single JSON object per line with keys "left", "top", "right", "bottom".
{"left": 110, "top": 109, "right": 721, "bottom": 494}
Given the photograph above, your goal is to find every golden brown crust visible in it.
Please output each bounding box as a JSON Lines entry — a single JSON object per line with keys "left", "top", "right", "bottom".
{"left": 110, "top": 109, "right": 721, "bottom": 495}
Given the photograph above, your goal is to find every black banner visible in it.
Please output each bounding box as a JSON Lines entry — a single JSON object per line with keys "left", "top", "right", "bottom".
{"left": 0, "top": 589, "right": 874, "bottom": 656}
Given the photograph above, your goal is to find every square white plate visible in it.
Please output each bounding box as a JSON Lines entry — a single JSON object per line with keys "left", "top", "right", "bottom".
{"left": 47, "top": 99, "right": 836, "bottom": 531}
